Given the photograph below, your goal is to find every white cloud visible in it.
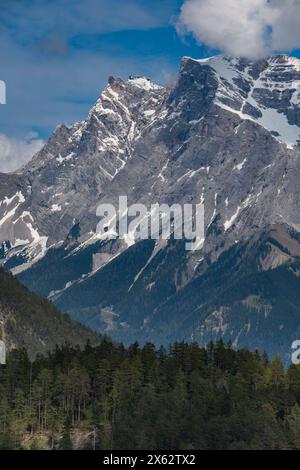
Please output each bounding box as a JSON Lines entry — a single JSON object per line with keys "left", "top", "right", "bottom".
{"left": 0, "top": 133, "right": 44, "bottom": 173}
{"left": 178, "top": 0, "right": 300, "bottom": 58}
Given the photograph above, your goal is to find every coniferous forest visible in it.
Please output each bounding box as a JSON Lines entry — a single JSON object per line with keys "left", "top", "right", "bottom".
{"left": 1, "top": 340, "right": 300, "bottom": 450}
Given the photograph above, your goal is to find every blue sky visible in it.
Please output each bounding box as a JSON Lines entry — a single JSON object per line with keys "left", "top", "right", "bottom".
{"left": 0, "top": 0, "right": 300, "bottom": 172}
{"left": 0, "top": 0, "right": 207, "bottom": 142}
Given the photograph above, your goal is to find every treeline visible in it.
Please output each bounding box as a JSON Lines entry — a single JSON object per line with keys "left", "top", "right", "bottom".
{"left": 1, "top": 340, "right": 300, "bottom": 450}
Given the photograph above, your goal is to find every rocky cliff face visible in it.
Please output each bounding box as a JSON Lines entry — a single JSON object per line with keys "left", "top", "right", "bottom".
{"left": 1, "top": 55, "right": 300, "bottom": 360}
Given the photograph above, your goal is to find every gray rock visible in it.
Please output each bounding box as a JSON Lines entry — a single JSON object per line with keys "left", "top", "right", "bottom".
{"left": 2, "top": 54, "right": 300, "bottom": 359}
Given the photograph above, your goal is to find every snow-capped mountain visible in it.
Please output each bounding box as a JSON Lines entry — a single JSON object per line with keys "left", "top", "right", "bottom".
{"left": 2, "top": 55, "right": 300, "bottom": 360}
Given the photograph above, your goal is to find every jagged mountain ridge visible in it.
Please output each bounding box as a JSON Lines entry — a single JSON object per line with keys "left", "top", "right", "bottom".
{"left": 1, "top": 55, "right": 300, "bottom": 359}
{"left": 0, "top": 75, "right": 166, "bottom": 264}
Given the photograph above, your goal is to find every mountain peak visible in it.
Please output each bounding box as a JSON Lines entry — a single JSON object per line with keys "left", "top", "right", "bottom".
{"left": 2, "top": 50, "right": 300, "bottom": 357}
{"left": 106, "top": 74, "right": 162, "bottom": 93}
{"left": 127, "top": 75, "right": 163, "bottom": 92}
{"left": 182, "top": 53, "right": 300, "bottom": 70}
{"left": 179, "top": 53, "right": 300, "bottom": 149}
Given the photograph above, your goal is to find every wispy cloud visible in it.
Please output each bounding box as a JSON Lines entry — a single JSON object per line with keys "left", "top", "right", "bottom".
{"left": 178, "top": 0, "right": 300, "bottom": 59}
{"left": 0, "top": 133, "right": 44, "bottom": 173}
{"left": 1, "top": 0, "right": 173, "bottom": 47}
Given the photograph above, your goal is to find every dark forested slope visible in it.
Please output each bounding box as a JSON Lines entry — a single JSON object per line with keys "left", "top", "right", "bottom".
{"left": 0, "top": 268, "right": 99, "bottom": 358}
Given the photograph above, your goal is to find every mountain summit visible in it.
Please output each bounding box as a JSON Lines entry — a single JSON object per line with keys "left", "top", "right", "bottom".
{"left": 1, "top": 54, "right": 300, "bottom": 360}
